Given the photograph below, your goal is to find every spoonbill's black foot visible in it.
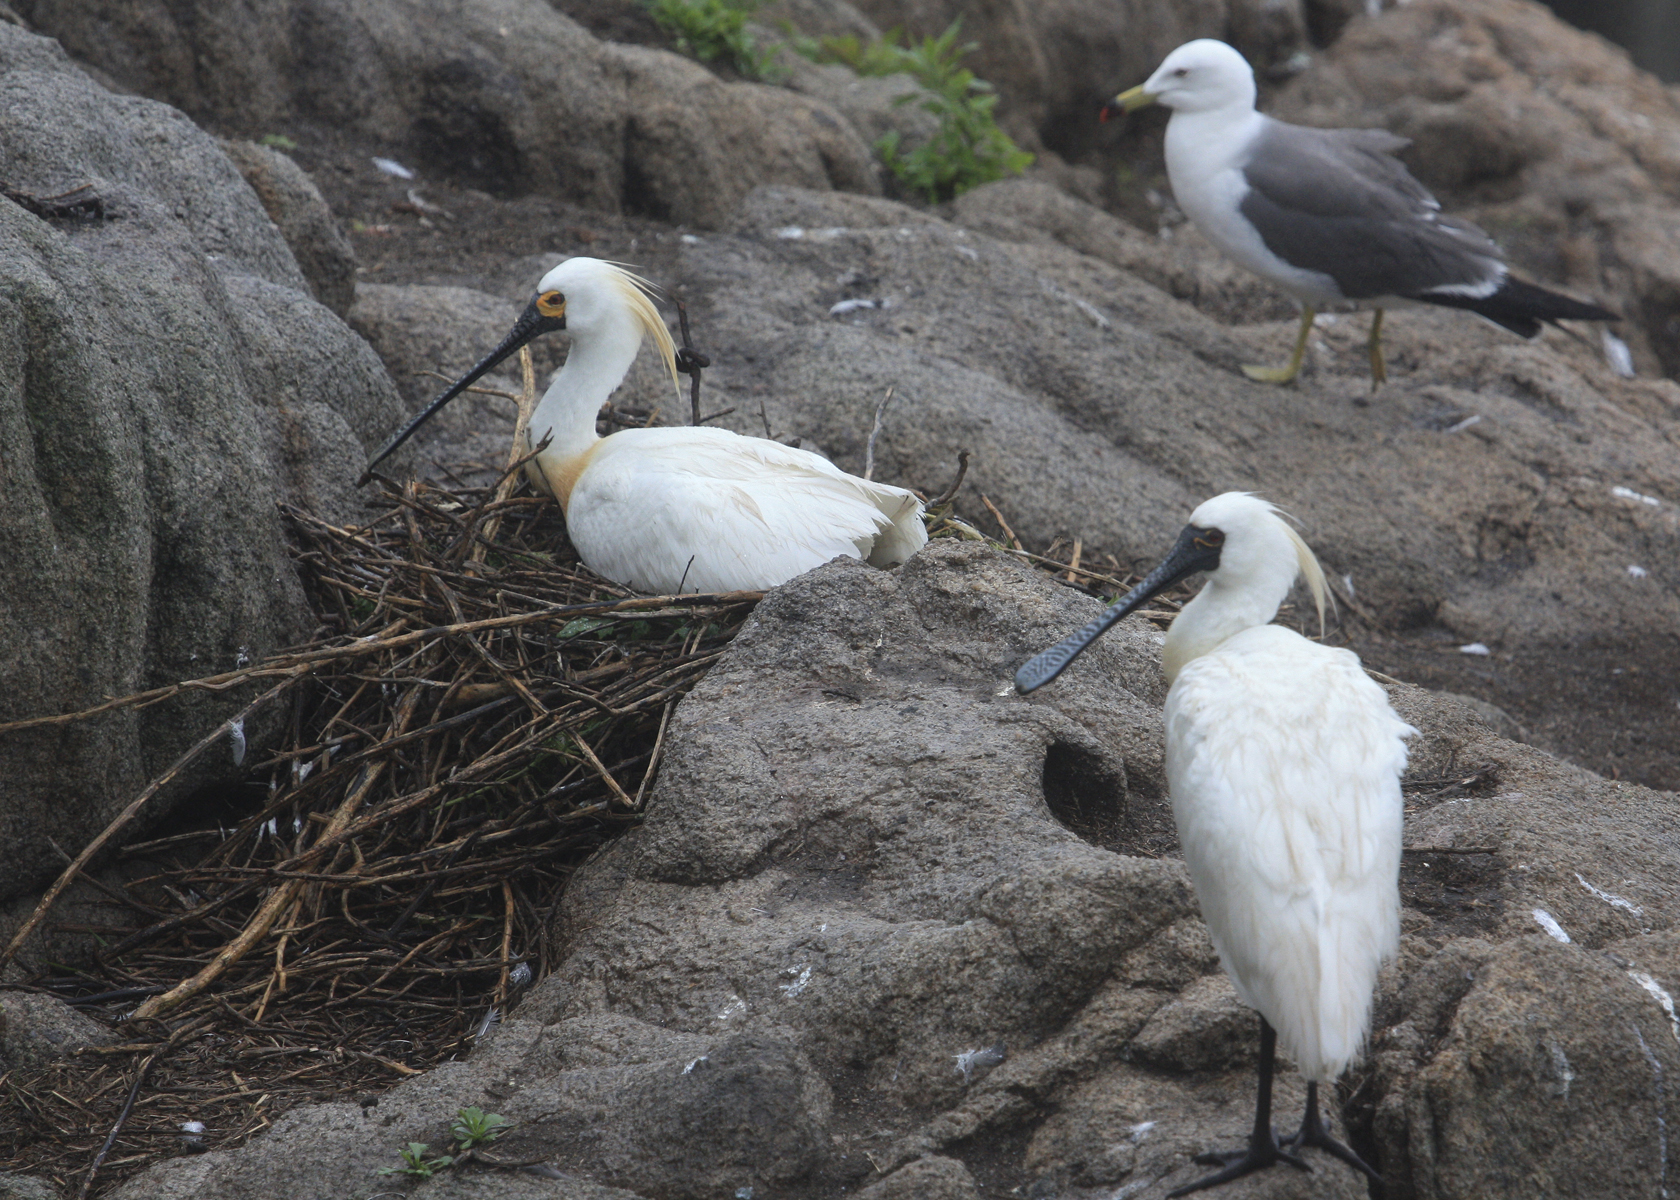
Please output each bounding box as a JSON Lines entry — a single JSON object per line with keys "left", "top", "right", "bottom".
{"left": 1281, "top": 1082, "right": 1384, "bottom": 1186}
{"left": 1166, "top": 1132, "right": 1309, "bottom": 1198}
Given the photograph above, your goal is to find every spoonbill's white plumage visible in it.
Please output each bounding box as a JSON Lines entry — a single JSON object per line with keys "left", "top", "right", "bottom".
{"left": 361, "top": 257, "right": 926, "bottom": 595}
{"left": 1017, "top": 492, "right": 1414, "bottom": 1195}
{"left": 1105, "top": 39, "right": 1617, "bottom": 386}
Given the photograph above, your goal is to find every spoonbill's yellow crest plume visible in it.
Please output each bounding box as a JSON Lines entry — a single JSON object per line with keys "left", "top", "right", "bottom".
{"left": 360, "top": 257, "right": 927, "bottom": 594}
{"left": 1017, "top": 492, "right": 1414, "bottom": 1195}
{"left": 1104, "top": 39, "right": 1617, "bottom": 387}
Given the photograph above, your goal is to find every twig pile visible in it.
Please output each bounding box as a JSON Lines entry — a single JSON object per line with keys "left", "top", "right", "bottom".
{"left": 0, "top": 476, "right": 761, "bottom": 1196}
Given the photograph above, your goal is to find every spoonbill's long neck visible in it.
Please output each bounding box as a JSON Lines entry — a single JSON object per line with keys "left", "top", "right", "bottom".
{"left": 1161, "top": 574, "right": 1287, "bottom": 685}
{"left": 528, "top": 315, "right": 644, "bottom": 465}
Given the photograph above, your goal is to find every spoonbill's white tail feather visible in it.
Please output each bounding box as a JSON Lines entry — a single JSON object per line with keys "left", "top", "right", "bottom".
{"left": 864, "top": 490, "right": 929, "bottom": 569}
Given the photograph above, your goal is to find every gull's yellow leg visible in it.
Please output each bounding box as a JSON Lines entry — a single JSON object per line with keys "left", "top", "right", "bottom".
{"left": 1367, "top": 308, "right": 1387, "bottom": 390}
{"left": 1243, "top": 306, "right": 1315, "bottom": 384}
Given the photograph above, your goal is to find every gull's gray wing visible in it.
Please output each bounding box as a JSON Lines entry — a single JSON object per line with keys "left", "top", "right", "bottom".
{"left": 1238, "top": 118, "right": 1504, "bottom": 300}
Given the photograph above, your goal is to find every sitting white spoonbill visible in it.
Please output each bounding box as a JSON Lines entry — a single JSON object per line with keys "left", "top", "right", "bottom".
{"left": 1104, "top": 40, "right": 1617, "bottom": 386}
{"left": 360, "top": 257, "right": 927, "bottom": 594}
{"left": 1016, "top": 493, "right": 1414, "bottom": 1195}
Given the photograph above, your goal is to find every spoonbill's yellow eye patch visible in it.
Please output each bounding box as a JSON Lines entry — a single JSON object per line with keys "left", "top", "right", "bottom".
{"left": 1194, "top": 527, "right": 1225, "bottom": 550}
{"left": 536, "top": 291, "right": 566, "bottom": 319}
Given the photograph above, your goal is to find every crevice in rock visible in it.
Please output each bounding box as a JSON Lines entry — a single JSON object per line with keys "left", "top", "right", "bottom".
{"left": 1041, "top": 740, "right": 1128, "bottom": 852}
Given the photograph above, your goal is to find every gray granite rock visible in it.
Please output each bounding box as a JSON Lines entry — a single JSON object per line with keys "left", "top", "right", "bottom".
{"left": 0, "top": 21, "right": 403, "bottom": 900}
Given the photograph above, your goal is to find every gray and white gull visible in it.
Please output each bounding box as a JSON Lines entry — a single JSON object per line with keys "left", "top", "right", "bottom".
{"left": 1105, "top": 39, "right": 1617, "bottom": 386}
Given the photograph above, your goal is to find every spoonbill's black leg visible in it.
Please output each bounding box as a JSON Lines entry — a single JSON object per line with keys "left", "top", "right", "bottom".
{"left": 1281, "top": 1080, "right": 1384, "bottom": 1186}
{"left": 1166, "top": 1017, "right": 1309, "bottom": 1198}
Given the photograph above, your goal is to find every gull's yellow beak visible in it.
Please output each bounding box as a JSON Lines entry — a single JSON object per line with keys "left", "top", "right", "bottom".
{"left": 1099, "top": 85, "right": 1158, "bottom": 121}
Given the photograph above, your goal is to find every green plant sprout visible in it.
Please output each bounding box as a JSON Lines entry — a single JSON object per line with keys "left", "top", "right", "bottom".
{"left": 800, "top": 21, "right": 1032, "bottom": 203}
{"left": 645, "top": 0, "right": 778, "bottom": 79}
{"left": 450, "top": 1106, "right": 513, "bottom": 1149}
{"left": 377, "top": 1142, "right": 454, "bottom": 1179}
{"left": 379, "top": 1107, "right": 514, "bottom": 1178}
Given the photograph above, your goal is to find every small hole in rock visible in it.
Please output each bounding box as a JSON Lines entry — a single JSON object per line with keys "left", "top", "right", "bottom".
{"left": 1041, "top": 741, "right": 1128, "bottom": 851}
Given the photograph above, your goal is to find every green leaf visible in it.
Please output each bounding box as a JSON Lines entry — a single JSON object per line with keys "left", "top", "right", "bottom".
{"left": 643, "top": 0, "right": 773, "bottom": 79}
{"left": 451, "top": 1106, "right": 514, "bottom": 1148}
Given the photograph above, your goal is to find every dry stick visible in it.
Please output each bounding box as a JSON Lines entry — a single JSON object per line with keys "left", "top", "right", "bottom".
{"left": 494, "top": 881, "right": 515, "bottom": 1009}
{"left": 0, "top": 670, "right": 311, "bottom": 969}
{"left": 250, "top": 895, "right": 302, "bottom": 1024}
{"left": 999, "top": 545, "right": 1127, "bottom": 591}
{"left": 572, "top": 732, "right": 636, "bottom": 809}
{"left": 474, "top": 345, "right": 538, "bottom": 559}
{"left": 980, "top": 494, "right": 1023, "bottom": 551}
{"left": 928, "top": 450, "right": 970, "bottom": 508}
{"left": 673, "top": 298, "right": 711, "bottom": 426}
{"left": 131, "top": 688, "right": 424, "bottom": 1020}
{"left": 1326, "top": 573, "right": 1378, "bottom": 625}
{"left": 383, "top": 831, "right": 483, "bottom": 941}
{"left": 1065, "top": 538, "right": 1083, "bottom": 584}
{"left": 862, "top": 386, "right": 895, "bottom": 482}
{"left": 636, "top": 699, "right": 677, "bottom": 810}
{"left": 79, "top": 1067, "right": 147, "bottom": 1200}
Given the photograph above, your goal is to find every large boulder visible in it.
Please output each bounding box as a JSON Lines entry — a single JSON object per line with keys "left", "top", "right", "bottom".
{"left": 219, "top": 137, "right": 359, "bottom": 317}
{"left": 656, "top": 186, "right": 1679, "bottom": 773}
{"left": 14, "top": 0, "right": 880, "bottom": 228}
{"left": 0, "top": 22, "right": 405, "bottom": 900}
{"left": 106, "top": 541, "right": 1680, "bottom": 1200}
{"left": 834, "top": 0, "right": 1301, "bottom": 158}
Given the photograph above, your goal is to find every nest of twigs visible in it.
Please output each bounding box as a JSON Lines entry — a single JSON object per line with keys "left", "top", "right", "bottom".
{"left": 0, "top": 469, "right": 762, "bottom": 1197}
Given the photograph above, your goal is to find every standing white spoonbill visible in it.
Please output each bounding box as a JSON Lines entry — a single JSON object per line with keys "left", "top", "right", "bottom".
{"left": 359, "top": 257, "right": 927, "bottom": 594}
{"left": 1016, "top": 493, "right": 1414, "bottom": 1196}
{"left": 1104, "top": 39, "right": 1617, "bottom": 387}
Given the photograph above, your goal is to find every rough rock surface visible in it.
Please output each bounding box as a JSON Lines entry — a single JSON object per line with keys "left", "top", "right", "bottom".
{"left": 666, "top": 184, "right": 1679, "bottom": 685}
{"left": 0, "top": 1174, "right": 61, "bottom": 1200}
{"left": 0, "top": 22, "right": 405, "bottom": 899}
{"left": 219, "top": 138, "right": 358, "bottom": 316}
{"left": 0, "top": 992, "right": 117, "bottom": 1073}
{"left": 107, "top": 541, "right": 1680, "bottom": 1199}
{"left": 15, "top": 0, "right": 880, "bottom": 229}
